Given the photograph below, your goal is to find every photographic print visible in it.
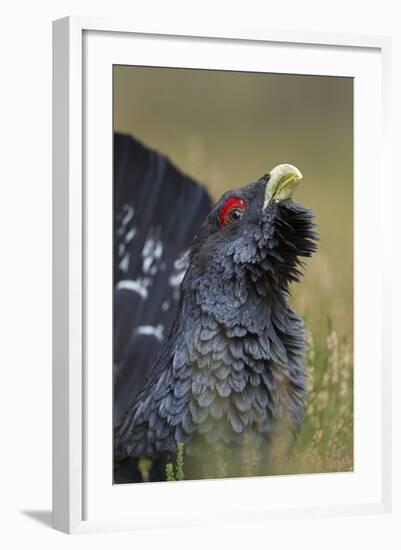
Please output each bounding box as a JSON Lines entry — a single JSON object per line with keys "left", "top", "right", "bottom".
{"left": 112, "top": 66, "right": 353, "bottom": 484}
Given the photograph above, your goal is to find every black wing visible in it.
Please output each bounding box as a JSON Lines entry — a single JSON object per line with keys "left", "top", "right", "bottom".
{"left": 113, "top": 133, "right": 212, "bottom": 428}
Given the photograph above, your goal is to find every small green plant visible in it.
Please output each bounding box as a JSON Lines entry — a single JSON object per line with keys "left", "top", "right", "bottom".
{"left": 165, "top": 462, "right": 176, "bottom": 481}
{"left": 165, "top": 442, "right": 185, "bottom": 481}
{"left": 137, "top": 457, "right": 152, "bottom": 482}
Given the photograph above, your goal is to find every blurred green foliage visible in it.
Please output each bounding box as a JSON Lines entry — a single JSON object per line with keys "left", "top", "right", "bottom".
{"left": 165, "top": 442, "right": 186, "bottom": 482}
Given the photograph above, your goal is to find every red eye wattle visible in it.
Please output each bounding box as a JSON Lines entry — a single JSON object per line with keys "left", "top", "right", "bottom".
{"left": 220, "top": 197, "right": 246, "bottom": 227}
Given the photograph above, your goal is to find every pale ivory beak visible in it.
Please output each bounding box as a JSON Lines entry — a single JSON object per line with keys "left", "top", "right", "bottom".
{"left": 263, "top": 164, "right": 303, "bottom": 209}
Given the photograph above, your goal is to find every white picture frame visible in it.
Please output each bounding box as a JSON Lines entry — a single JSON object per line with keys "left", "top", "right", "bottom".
{"left": 52, "top": 16, "right": 392, "bottom": 534}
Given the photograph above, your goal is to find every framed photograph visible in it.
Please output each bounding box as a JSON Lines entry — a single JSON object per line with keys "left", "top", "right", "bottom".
{"left": 52, "top": 16, "right": 392, "bottom": 534}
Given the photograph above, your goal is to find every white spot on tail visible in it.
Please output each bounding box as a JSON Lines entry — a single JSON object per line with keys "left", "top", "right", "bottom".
{"left": 116, "top": 279, "right": 148, "bottom": 299}
{"left": 169, "top": 250, "right": 190, "bottom": 288}
{"left": 125, "top": 227, "right": 136, "bottom": 243}
{"left": 169, "top": 271, "right": 186, "bottom": 287}
{"left": 136, "top": 324, "right": 164, "bottom": 342}
{"left": 119, "top": 253, "right": 130, "bottom": 273}
{"left": 121, "top": 205, "right": 134, "bottom": 227}
{"left": 142, "top": 237, "right": 163, "bottom": 274}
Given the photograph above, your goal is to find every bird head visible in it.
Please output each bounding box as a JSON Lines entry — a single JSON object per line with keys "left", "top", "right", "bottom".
{"left": 181, "top": 164, "right": 318, "bottom": 330}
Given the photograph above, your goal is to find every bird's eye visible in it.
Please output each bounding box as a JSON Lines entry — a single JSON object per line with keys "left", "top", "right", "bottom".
{"left": 220, "top": 197, "right": 246, "bottom": 227}
{"left": 228, "top": 208, "right": 243, "bottom": 222}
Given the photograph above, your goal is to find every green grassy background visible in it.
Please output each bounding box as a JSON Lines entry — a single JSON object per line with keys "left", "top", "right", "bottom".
{"left": 114, "top": 66, "right": 354, "bottom": 476}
